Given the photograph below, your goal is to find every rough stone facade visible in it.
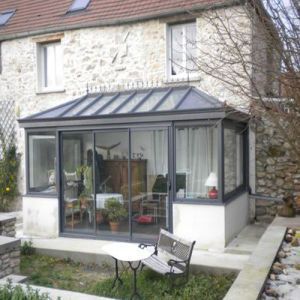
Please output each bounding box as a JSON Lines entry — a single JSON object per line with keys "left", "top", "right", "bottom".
{"left": 0, "top": 215, "right": 16, "bottom": 237}
{"left": 0, "top": 5, "right": 253, "bottom": 194}
{"left": 255, "top": 117, "right": 300, "bottom": 200}
{"left": 0, "top": 236, "right": 20, "bottom": 278}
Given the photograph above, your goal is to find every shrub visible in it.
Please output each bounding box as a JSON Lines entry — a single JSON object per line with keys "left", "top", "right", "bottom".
{"left": 21, "top": 241, "right": 35, "bottom": 256}
{"left": 0, "top": 130, "right": 20, "bottom": 211}
{"left": 0, "top": 281, "right": 51, "bottom": 300}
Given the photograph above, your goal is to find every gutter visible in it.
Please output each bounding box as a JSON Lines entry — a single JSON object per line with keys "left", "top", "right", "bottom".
{"left": 0, "top": 0, "right": 242, "bottom": 42}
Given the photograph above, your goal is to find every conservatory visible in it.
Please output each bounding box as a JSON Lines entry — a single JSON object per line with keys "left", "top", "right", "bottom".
{"left": 19, "top": 86, "right": 249, "bottom": 249}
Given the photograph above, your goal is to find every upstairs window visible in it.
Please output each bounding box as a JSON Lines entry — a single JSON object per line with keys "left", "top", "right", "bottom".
{"left": 68, "top": 0, "right": 91, "bottom": 12}
{"left": 0, "top": 10, "right": 15, "bottom": 26}
{"left": 37, "top": 41, "right": 63, "bottom": 92}
{"left": 167, "top": 22, "right": 197, "bottom": 79}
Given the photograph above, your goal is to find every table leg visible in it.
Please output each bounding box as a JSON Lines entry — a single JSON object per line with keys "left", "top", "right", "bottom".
{"left": 128, "top": 261, "right": 142, "bottom": 300}
{"left": 112, "top": 258, "right": 123, "bottom": 288}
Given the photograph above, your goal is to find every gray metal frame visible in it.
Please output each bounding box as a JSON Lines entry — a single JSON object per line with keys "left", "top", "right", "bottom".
{"left": 23, "top": 115, "right": 249, "bottom": 242}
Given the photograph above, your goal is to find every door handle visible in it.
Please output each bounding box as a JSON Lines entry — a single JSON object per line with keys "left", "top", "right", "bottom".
{"left": 168, "top": 181, "right": 171, "bottom": 191}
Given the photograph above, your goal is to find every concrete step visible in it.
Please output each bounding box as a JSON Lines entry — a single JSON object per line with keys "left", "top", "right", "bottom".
{"left": 0, "top": 274, "right": 27, "bottom": 284}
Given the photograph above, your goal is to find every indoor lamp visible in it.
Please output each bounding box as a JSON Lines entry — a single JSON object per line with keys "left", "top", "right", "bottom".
{"left": 205, "top": 172, "right": 218, "bottom": 199}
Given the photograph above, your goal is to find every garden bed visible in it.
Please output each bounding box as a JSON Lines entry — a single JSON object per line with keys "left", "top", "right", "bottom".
{"left": 20, "top": 254, "right": 235, "bottom": 300}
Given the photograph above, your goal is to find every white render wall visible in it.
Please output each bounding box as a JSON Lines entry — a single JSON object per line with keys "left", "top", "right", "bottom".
{"left": 173, "top": 203, "right": 226, "bottom": 250}
{"left": 224, "top": 193, "right": 249, "bottom": 245}
{"left": 23, "top": 196, "right": 59, "bottom": 238}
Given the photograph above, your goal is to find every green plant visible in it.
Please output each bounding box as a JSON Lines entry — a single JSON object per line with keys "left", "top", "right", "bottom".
{"left": 21, "top": 241, "right": 35, "bottom": 256}
{"left": 0, "top": 280, "right": 51, "bottom": 299}
{"left": 0, "top": 130, "right": 20, "bottom": 211}
{"left": 104, "top": 198, "right": 127, "bottom": 222}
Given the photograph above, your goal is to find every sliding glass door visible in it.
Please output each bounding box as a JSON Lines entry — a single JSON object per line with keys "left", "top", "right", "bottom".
{"left": 60, "top": 127, "right": 170, "bottom": 240}
{"left": 61, "top": 132, "right": 95, "bottom": 234}
{"left": 94, "top": 130, "right": 130, "bottom": 238}
{"left": 131, "top": 128, "right": 169, "bottom": 240}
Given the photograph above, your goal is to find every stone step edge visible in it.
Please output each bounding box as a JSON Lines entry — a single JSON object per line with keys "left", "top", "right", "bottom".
{"left": 0, "top": 274, "right": 28, "bottom": 284}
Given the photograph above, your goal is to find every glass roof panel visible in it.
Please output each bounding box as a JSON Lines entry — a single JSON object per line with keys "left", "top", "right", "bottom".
{"left": 135, "top": 89, "right": 168, "bottom": 112}
{"left": 178, "top": 90, "right": 206, "bottom": 110}
{"left": 0, "top": 10, "right": 14, "bottom": 26}
{"left": 117, "top": 91, "right": 149, "bottom": 113}
{"left": 68, "top": 0, "right": 90, "bottom": 12}
{"left": 80, "top": 94, "right": 116, "bottom": 116}
{"left": 98, "top": 93, "right": 131, "bottom": 115}
{"left": 21, "top": 86, "right": 226, "bottom": 122}
{"left": 155, "top": 88, "right": 187, "bottom": 111}
{"left": 64, "top": 95, "right": 99, "bottom": 117}
{"left": 35, "top": 101, "right": 76, "bottom": 119}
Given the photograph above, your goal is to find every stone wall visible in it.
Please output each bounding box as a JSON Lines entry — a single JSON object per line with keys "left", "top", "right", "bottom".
{"left": 0, "top": 236, "right": 20, "bottom": 278}
{"left": 252, "top": 196, "right": 282, "bottom": 223}
{"left": 0, "top": 5, "right": 252, "bottom": 195}
{"left": 0, "top": 214, "right": 16, "bottom": 237}
{"left": 255, "top": 117, "right": 300, "bottom": 201}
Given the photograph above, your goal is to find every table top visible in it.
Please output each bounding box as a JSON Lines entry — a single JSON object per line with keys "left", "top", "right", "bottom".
{"left": 102, "top": 243, "right": 154, "bottom": 262}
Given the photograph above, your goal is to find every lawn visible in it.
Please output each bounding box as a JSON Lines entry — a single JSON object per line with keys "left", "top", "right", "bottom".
{"left": 20, "top": 254, "right": 235, "bottom": 300}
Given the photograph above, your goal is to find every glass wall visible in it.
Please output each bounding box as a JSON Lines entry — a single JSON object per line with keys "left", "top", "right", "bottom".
{"left": 224, "top": 127, "right": 244, "bottom": 194}
{"left": 131, "top": 129, "right": 169, "bottom": 240}
{"left": 61, "top": 132, "right": 94, "bottom": 233}
{"left": 28, "top": 132, "right": 56, "bottom": 193}
{"left": 95, "top": 131, "right": 129, "bottom": 237}
{"left": 175, "top": 125, "right": 218, "bottom": 200}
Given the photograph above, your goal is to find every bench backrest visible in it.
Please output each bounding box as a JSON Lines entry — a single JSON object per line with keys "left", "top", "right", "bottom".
{"left": 157, "top": 229, "right": 195, "bottom": 262}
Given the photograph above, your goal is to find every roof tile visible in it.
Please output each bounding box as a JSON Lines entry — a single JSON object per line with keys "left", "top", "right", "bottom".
{"left": 0, "top": 0, "right": 229, "bottom": 39}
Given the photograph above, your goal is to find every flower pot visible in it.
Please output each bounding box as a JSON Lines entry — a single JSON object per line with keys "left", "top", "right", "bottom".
{"left": 109, "top": 221, "right": 120, "bottom": 232}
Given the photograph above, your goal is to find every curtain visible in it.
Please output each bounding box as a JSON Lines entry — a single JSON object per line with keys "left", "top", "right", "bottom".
{"left": 176, "top": 126, "right": 218, "bottom": 198}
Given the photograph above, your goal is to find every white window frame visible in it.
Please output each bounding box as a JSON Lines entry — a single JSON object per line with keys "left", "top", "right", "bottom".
{"left": 37, "top": 41, "right": 64, "bottom": 93}
{"left": 166, "top": 21, "right": 197, "bottom": 81}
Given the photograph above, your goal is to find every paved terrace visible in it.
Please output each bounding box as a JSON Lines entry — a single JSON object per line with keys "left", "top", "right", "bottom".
{"left": 224, "top": 216, "right": 300, "bottom": 300}
{"left": 20, "top": 223, "right": 268, "bottom": 274}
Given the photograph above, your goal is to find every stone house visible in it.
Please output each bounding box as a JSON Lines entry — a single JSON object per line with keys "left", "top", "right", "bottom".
{"left": 0, "top": 0, "right": 290, "bottom": 250}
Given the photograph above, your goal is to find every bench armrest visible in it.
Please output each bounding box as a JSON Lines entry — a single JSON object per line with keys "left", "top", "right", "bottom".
{"left": 167, "top": 259, "right": 187, "bottom": 267}
{"left": 138, "top": 243, "right": 158, "bottom": 254}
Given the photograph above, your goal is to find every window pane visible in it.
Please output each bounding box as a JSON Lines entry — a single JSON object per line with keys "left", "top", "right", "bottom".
{"left": 99, "top": 93, "right": 130, "bottom": 115}
{"left": 61, "top": 132, "right": 94, "bottom": 234}
{"left": 224, "top": 127, "right": 244, "bottom": 194}
{"left": 117, "top": 91, "right": 148, "bottom": 113}
{"left": 131, "top": 129, "right": 169, "bottom": 240}
{"left": 175, "top": 126, "right": 218, "bottom": 200}
{"left": 40, "top": 42, "right": 63, "bottom": 90}
{"left": 169, "top": 22, "right": 196, "bottom": 77}
{"left": 28, "top": 132, "right": 56, "bottom": 193}
{"left": 0, "top": 11, "right": 14, "bottom": 26}
{"left": 170, "top": 25, "right": 184, "bottom": 76}
{"left": 155, "top": 89, "right": 186, "bottom": 111}
{"left": 69, "top": 0, "right": 90, "bottom": 12}
{"left": 81, "top": 95, "right": 115, "bottom": 116}
{"left": 186, "top": 22, "right": 197, "bottom": 71}
{"left": 135, "top": 90, "right": 168, "bottom": 112}
{"left": 95, "top": 131, "right": 129, "bottom": 238}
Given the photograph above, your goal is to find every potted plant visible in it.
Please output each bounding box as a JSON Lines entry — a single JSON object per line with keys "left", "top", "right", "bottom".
{"left": 104, "top": 197, "right": 127, "bottom": 232}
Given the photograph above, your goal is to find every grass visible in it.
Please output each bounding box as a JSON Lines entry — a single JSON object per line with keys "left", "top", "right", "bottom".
{"left": 20, "top": 254, "right": 235, "bottom": 300}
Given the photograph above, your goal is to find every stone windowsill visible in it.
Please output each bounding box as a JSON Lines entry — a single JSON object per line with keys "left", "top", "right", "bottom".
{"left": 36, "top": 88, "right": 65, "bottom": 95}
{"left": 164, "top": 75, "right": 201, "bottom": 84}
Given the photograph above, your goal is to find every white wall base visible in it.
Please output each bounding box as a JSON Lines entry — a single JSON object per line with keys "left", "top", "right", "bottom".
{"left": 23, "top": 196, "right": 59, "bottom": 238}
{"left": 173, "top": 203, "right": 225, "bottom": 250}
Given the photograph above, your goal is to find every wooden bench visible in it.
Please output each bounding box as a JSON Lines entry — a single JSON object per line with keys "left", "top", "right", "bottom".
{"left": 139, "top": 229, "right": 196, "bottom": 287}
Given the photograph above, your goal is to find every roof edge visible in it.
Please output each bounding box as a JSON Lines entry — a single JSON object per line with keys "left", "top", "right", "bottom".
{"left": 0, "top": 0, "right": 243, "bottom": 41}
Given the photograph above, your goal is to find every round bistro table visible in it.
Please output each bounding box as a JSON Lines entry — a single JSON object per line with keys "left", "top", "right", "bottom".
{"left": 102, "top": 243, "right": 154, "bottom": 299}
